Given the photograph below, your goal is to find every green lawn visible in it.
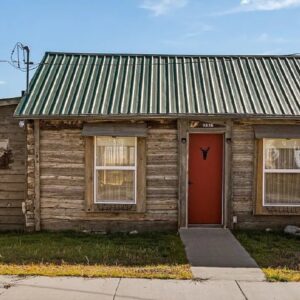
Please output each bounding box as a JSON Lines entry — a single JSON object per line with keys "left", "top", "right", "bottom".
{"left": 234, "top": 230, "right": 300, "bottom": 282}
{"left": 0, "top": 231, "right": 192, "bottom": 279}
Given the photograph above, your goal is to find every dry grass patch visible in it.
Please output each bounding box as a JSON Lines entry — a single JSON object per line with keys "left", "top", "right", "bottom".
{"left": 0, "top": 264, "right": 191, "bottom": 279}
{"left": 234, "top": 230, "right": 300, "bottom": 282}
{"left": 0, "top": 231, "right": 192, "bottom": 279}
{"left": 263, "top": 268, "right": 300, "bottom": 282}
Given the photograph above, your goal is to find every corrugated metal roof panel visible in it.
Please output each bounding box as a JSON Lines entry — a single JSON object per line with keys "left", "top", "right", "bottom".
{"left": 15, "top": 52, "right": 300, "bottom": 118}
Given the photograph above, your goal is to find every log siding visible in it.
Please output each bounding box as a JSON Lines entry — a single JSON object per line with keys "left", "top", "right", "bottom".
{"left": 23, "top": 118, "right": 300, "bottom": 232}
{"left": 231, "top": 123, "right": 300, "bottom": 229}
{"left": 0, "top": 104, "right": 25, "bottom": 230}
{"left": 38, "top": 120, "right": 178, "bottom": 232}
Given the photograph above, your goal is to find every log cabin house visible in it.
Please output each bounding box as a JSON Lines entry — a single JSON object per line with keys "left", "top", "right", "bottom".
{"left": 8, "top": 52, "right": 300, "bottom": 232}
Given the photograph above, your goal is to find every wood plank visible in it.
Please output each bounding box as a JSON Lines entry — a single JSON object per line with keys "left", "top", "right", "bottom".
{"left": 0, "top": 216, "right": 24, "bottom": 224}
{"left": 177, "top": 119, "right": 188, "bottom": 228}
{"left": 40, "top": 219, "right": 176, "bottom": 232}
{"left": 0, "top": 199, "right": 23, "bottom": 208}
{"left": 0, "top": 208, "right": 24, "bottom": 216}
{"left": 41, "top": 168, "right": 85, "bottom": 177}
{"left": 137, "top": 138, "right": 146, "bottom": 213}
{"left": 40, "top": 162, "right": 85, "bottom": 169}
{"left": 41, "top": 185, "right": 85, "bottom": 193}
{"left": 34, "top": 120, "right": 41, "bottom": 231}
{"left": 85, "top": 137, "right": 94, "bottom": 212}
{"left": 40, "top": 178, "right": 84, "bottom": 186}
{"left": 255, "top": 139, "right": 264, "bottom": 215}
{"left": 0, "top": 183, "right": 25, "bottom": 191}
{"left": 40, "top": 151, "right": 84, "bottom": 163}
{"left": 0, "top": 191, "right": 24, "bottom": 200}
{"left": 0, "top": 224, "right": 24, "bottom": 231}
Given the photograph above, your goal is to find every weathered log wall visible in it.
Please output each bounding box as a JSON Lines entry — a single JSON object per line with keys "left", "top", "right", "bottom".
{"left": 24, "top": 118, "right": 300, "bottom": 232}
{"left": 38, "top": 120, "right": 178, "bottom": 232}
{"left": 231, "top": 123, "right": 300, "bottom": 229}
{"left": 0, "top": 104, "right": 25, "bottom": 230}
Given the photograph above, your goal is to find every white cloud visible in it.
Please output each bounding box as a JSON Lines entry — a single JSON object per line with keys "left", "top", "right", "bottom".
{"left": 0, "top": 81, "right": 6, "bottom": 85}
{"left": 214, "top": 0, "right": 300, "bottom": 15}
{"left": 140, "top": 0, "right": 188, "bottom": 16}
{"left": 183, "top": 24, "right": 214, "bottom": 38}
{"left": 257, "top": 33, "right": 288, "bottom": 43}
{"left": 240, "top": 0, "right": 300, "bottom": 11}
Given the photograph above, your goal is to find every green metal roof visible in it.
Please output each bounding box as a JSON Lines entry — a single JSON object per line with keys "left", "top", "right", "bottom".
{"left": 15, "top": 52, "right": 300, "bottom": 118}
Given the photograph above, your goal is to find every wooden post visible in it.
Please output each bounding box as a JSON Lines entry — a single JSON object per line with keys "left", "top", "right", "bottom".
{"left": 34, "top": 119, "right": 40, "bottom": 231}
{"left": 85, "top": 136, "right": 94, "bottom": 211}
{"left": 178, "top": 119, "right": 188, "bottom": 228}
{"left": 224, "top": 120, "right": 232, "bottom": 228}
{"left": 137, "top": 138, "right": 146, "bottom": 213}
{"left": 255, "top": 139, "right": 264, "bottom": 215}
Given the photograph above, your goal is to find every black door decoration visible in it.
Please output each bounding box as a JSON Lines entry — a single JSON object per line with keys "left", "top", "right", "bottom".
{"left": 200, "top": 147, "right": 210, "bottom": 160}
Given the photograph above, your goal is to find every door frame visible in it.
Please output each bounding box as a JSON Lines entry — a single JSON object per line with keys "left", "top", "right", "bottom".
{"left": 186, "top": 128, "right": 228, "bottom": 227}
{"left": 177, "top": 119, "right": 232, "bottom": 229}
{"left": 187, "top": 131, "right": 225, "bottom": 226}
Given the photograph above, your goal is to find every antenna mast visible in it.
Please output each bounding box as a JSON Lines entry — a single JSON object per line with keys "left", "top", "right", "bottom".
{"left": 23, "top": 46, "right": 30, "bottom": 94}
{"left": 10, "top": 43, "right": 34, "bottom": 95}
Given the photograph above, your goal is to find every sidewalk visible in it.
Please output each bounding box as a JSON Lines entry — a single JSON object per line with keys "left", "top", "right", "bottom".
{"left": 180, "top": 228, "right": 265, "bottom": 281}
{"left": 1, "top": 276, "right": 300, "bottom": 300}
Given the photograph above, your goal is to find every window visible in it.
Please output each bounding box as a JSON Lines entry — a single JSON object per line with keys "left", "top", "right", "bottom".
{"left": 94, "top": 136, "right": 137, "bottom": 204}
{"left": 263, "top": 138, "right": 300, "bottom": 206}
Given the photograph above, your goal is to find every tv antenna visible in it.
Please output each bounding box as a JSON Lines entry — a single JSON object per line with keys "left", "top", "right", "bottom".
{"left": 10, "top": 42, "right": 35, "bottom": 94}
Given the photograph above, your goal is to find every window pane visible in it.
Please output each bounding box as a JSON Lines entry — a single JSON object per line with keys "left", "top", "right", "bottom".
{"left": 96, "top": 170, "right": 135, "bottom": 203}
{"left": 265, "top": 173, "right": 300, "bottom": 205}
{"left": 265, "top": 139, "right": 300, "bottom": 170}
{"left": 96, "top": 137, "right": 135, "bottom": 167}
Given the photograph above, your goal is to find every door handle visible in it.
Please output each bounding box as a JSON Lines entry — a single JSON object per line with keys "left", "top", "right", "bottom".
{"left": 188, "top": 181, "right": 193, "bottom": 185}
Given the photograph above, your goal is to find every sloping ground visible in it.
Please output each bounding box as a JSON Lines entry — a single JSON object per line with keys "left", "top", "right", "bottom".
{"left": 234, "top": 230, "right": 300, "bottom": 281}
{"left": 0, "top": 231, "right": 191, "bottom": 279}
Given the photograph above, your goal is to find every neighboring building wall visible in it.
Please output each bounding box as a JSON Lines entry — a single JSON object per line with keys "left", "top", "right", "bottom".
{"left": 231, "top": 123, "right": 300, "bottom": 229}
{"left": 36, "top": 120, "right": 178, "bottom": 232}
{"left": 0, "top": 104, "right": 25, "bottom": 230}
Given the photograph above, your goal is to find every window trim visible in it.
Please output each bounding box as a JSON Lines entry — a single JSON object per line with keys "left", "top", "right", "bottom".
{"left": 262, "top": 138, "right": 300, "bottom": 207}
{"left": 93, "top": 136, "right": 137, "bottom": 205}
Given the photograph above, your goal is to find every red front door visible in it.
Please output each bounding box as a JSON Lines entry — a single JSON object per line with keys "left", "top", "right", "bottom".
{"left": 188, "top": 134, "right": 223, "bottom": 225}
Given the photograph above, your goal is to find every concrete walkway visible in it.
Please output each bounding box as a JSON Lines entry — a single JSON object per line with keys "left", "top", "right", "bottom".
{"left": 1, "top": 276, "right": 300, "bottom": 300}
{"left": 180, "top": 228, "right": 265, "bottom": 281}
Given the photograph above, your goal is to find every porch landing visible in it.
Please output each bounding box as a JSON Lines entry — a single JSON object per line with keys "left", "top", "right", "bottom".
{"left": 179, "top": 228, "right": 265, "bottom": 281}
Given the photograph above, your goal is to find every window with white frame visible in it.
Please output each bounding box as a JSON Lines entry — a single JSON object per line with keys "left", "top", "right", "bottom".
{"left": 94, "top": 136, "right": 137, "bottom": 204}
{"left": 263, "top": 138, "right": 300, "bottom": 206}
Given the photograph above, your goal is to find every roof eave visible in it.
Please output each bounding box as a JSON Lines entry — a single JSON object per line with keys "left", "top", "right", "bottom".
{"left": 13, "top": 113, "right": 300, "bottom": 121}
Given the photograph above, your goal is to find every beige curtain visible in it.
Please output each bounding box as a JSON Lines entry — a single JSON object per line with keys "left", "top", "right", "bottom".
{"left": 96, "top": 170, "right": 135, "bottom": 203}
{"left": 265, "top": 173, "right": 300, "bottom": 205}
{"left": 95, "top": 137, "right": 135, "bottom": 203}
{"left": 264, "top": 139, "right": 300, "bottom": 205}
{"left": 96, "top": 137, "right": 135, "bottom": 166}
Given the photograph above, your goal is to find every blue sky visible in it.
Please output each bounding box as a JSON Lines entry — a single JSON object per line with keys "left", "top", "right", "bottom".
{"left": 1, "top": 0, "right": 300, "bottom": 98}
